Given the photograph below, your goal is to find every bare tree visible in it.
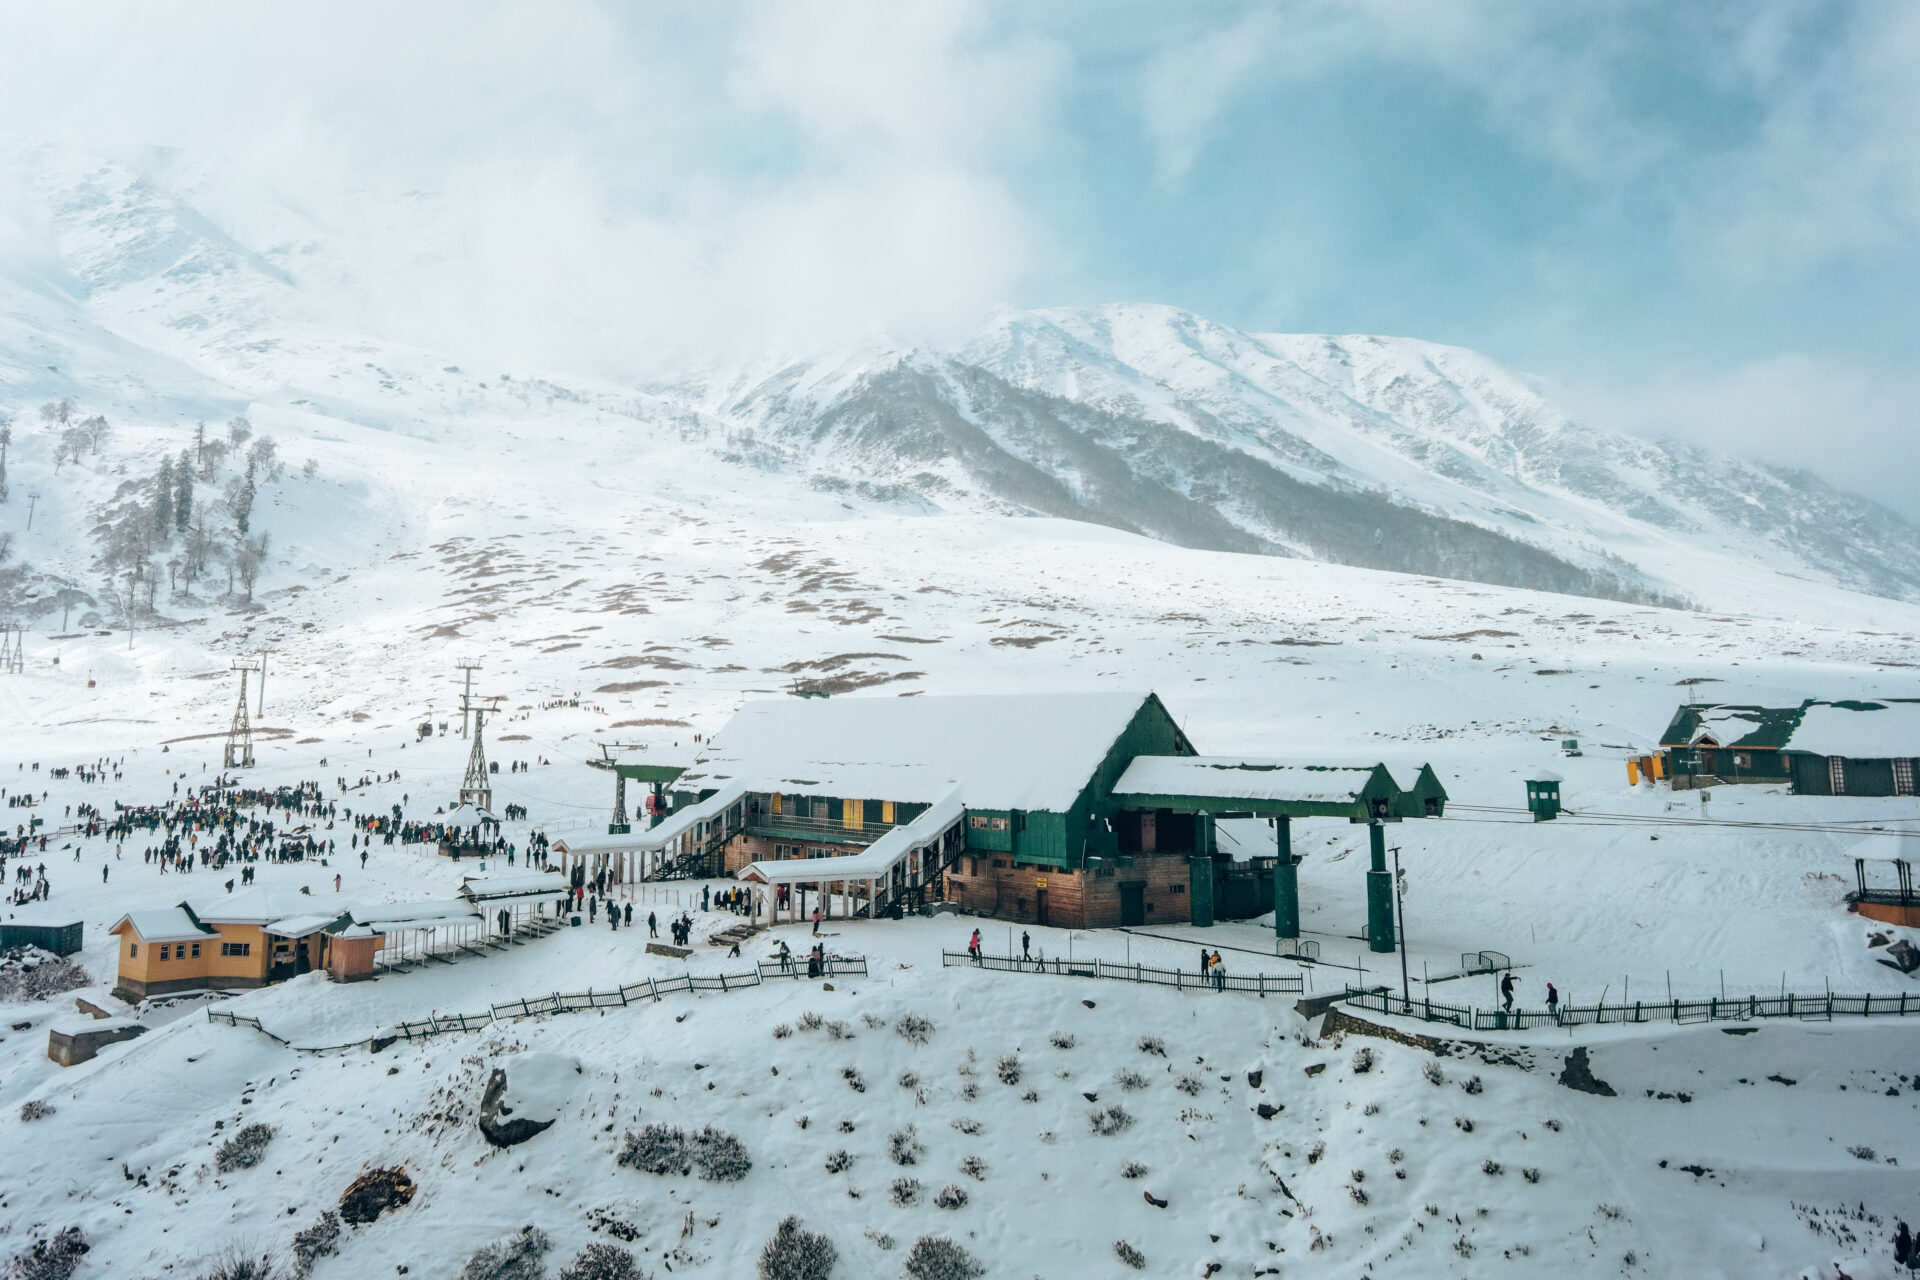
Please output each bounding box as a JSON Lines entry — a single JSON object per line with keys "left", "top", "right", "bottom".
{"left": 235, "top": 532, "right": 270, "bottom": 602}
{"left": 0, "top": 530, "right": 12, "bottom": 566}
{"left": 227, "top": 416, "right": 252, "bottom": 448}
{"left": 246, "top": 435, "right": 282, "bottom": 482}
{"left": 0, "top": 415, "right": 12, "bottom": 502}
{"left": 81, "top": 414, "right": 111, "bottom": 454}
{"left": 39, "top": 399, "right": 73, "bottom": 430}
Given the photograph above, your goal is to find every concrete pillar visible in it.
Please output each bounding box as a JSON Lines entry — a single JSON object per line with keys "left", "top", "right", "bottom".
{"left": 1188, "top": 854, "right": 1215, "bottom": 928}
{"left": 1366, "top": 822, "right": 1395, "bottom": 953}
{"left": 1273, "top": 816, "right": 1299, "bottom": 939}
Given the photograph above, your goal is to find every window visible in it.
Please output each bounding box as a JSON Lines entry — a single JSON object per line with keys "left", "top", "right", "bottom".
{"left": 969, "top": 816, "right": 988, "bottom": 830}
{"left": 1895, "top": 758, "right": 1914, "bottom": 797}
{"left": 992, "top": 859, "right": 1007, "bottom": 869}
{"left": 1012, "top": 812, "right": 1026, "bottom": 833}
{"left": 159, "top": 945, "right": 170, "bottom": 961}
{"left": 221, "top": 942, "right": 252, "bottom": 957}
{"left": 191, "top": 943, "right": 201, "bottom": 958}
{"left": 129, "top": 943, "right": 138, "bottom": 958}
{"left": 1170, "top": 884, "right": 1185, "bottom": 895}
{"left": 989, "top": 817, "right": 1009, "bottom": 832}
{"left": 1829, "top": 758, "right": 1847, "bottom": 795}
{"left": 771, "top": 793, "right": 782, "bottom": 815}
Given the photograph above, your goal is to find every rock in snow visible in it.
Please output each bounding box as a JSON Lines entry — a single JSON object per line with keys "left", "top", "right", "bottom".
{"left": 478, "top": 1052, "right": 582, "bottom": 1148}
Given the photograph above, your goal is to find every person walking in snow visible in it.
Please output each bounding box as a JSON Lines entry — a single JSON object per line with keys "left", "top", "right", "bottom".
{"left": 1545, "top": 982, "right": 1560, "bottom": 1023}
{"left": 1199, "top": 948, "right": 1211, "bottom": 976}
{"left": 360, "top": 848, "right": 368, "bottom": 870}
{"left": 334, "top": 873, "right": 342, "bottom": 893}
{"left": 968, "top": 928, "right": 982, "bottom": 963}
{"left": 1500, "top": 972, "right": 1517, "bottom": 1012}
{"left": 623, "top": 902, "right": 632, "bottom": 928}
{"left": 1021, "top": 930, "right": 1031, "bottom": 961}
{"left": 1211, "top": 952, "right": 1226, "bottom": 992}
{"left": 779, "top": 940, "right": 792, "bottom": 973}
{"left": 101, "top": 864, "right": 108, "bottom": 883}
{"left": 811, "top": 908, "right": 821, "bottom": 936}
{"left": 648, "top": 910, "right": 658, "bottom": 938}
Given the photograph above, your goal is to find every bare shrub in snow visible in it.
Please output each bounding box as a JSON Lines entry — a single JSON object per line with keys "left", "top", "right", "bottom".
{"left": 618, "top": 1124, "right": 689, "bottom": 1176}
{"left": 866, "top": 1231, "right": 895, "bottom": 1251}
{"left": 1481, "top": 1159, "right": 1504, "bottom": 1176}
{"left": 1453, "top": 1116, "right": 1474, "bottom": 1134}
{"left": 1362, "top": 1101, "right": 1380, "bottom": 1116}
{"left": 1461, "top": 1075, "right": 1483, "bottom": 1095}
{"left": 194, "top": 1245, "right": 281, "bottom": 1280}
{"left": 934, "top": 1184, "right": 968, "bottom": 1210}
{"left": 1049, "top": 1032, "right": 1074, "bottom": 1050}
{"left": 862, "top": 1013, "right": 887, "bottom": 1029}
{"left": 798, "top": 1011, "right": 824, "bottom": 1031}
{"left": 826, "top": 1021, "right": 852, "bottom": 1040}
{"left": 17, "top": 1100, "right": 54, "bottom": 1122}
{"left": 215, "top": 1122, "right": 276, "bottom": 1173}
{"left": 903, "top": 1235, "right": 984, "bottom": 1280}
{"left": 558, "top": 1242, "right": 642, "bottom": 1280}
{"left": 888, "top": 1126, "right": 925, "bottom": 1166}
{"left": 1115, "top": 1069, "right": 1149, "bottom": 1092}
{"left": 1543, "top": 1118, "right": 1562, "bottom": 1132}
{"left": 1088, "top": 1104, "right": 1134, "bottom": 1136}
{"left": 0, "top": 949, "right": 89, "bottom": 1002}
{"left": 1020, "top": 1088, "right": 1038, "bottom": 1103}
{"left": 1136, "top": 1036, "right": 1165, "bottom": 1057}
{"left": 960, "top": 1154, "right": 986, "bottom": 1180}
{"left": 1174, "top": 1074, "right": 1203, "bottom": 1096}
{"left": 1113, "top": 1240, "right": 1148, "bottom": 1270}
{"left": 958, "top": 1082, "right": 978, "bottom": 1102}
{"left": 1596, "top": 1204, "right": 1625, "bottom": 1221}
{"left": 1348, "top": 1183, "right": 1369, "bottom": 1205}
{"left": 889, "top": 1177, "right": 922, "bottom": 1207}
{"left": 1522, "top": 1167, "right": 1541, "bottom": 1184}
{"left": 1306, "top": 1141, "right": 1325, "bottom": 1165}
{"left": 1351, "top": 1047, "right": 1375, "bottom": 1074}
{"left": 837, "top": 1119, "right": 854, "bottom": 1133}
{"left": 773, "top": 1024, "right": 792, "bottom": 1039}
{"left": 842, "top": 1067, "right": 866, "bottom": 1093}
{"left": 897, "top": 1070, "right": 920, "bottom": 1090}
{"left": 690, "top": 1126, "right": 751, "bottom": 1182}
{"left": 894, "top": 1013, "right": 935, "bottom": 1045}
{"left": 995, "top": 1054, "right": 1021, "bottom": 1085}
{"left": 9, "top": 1226, "right": 88, "bottom": 1280}
{"left": 1422, "top": 1059, "right": 1444, "bottom": 1086}
{"left": 1387, "top": 1149, "right": 1404, "bottom": 1165}
{"left": 756, "top": 1215, "right": 836, "bottom": 1280}
{"left": 458, "top": 1225, "right": 550, "bottom": 1280}
{"left": 1120, "top": 1161, "right": 1148, "bottom": 1180}
{"left": 289, "top": 1210, "right": 341, "bottom": 1279}
{"left": 1848, "top": 1145, "right": 1877, "bottom": 1161}
{"left": 950, "top": 1117, "right": 982, "bottom": 1136}
{"left": 825, "top": 1149, "right": 854, "bottom": 1174}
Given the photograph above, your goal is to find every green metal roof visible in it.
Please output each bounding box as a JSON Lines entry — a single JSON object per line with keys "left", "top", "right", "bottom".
{"left": 1110, "top": 757, "right": 1408, "bottom": 820}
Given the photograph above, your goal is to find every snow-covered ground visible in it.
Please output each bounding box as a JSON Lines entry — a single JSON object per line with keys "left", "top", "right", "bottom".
{"left": 0, "top": 147, "right": 1917, "bottom": 1280}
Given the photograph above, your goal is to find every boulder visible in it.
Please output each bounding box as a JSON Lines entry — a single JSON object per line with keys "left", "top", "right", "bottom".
{"left": 478, "top": 1052, "right": 582, "bottom": 1148}
{"left": 339, "top": 1167, "right": 415, "bottom": 1224}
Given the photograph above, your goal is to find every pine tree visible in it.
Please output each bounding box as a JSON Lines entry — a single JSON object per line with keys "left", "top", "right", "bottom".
{"left": 233, "top": 464, "right": 256, "bottom": 536}
{"left": 174, "top": 449, "right": 194, "bottom": 534}
{"left": 152, "top": 454, "right": 175, "bottom": 541}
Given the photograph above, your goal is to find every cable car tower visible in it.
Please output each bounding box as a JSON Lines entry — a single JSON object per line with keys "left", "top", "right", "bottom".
{"left": 458, "top": 691, "right": 504, "bottom": 812}
{"left": 224, "top": 656, "right": 263, "bottom": 769}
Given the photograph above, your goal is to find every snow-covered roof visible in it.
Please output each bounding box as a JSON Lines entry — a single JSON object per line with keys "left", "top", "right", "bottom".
{"left": 551, "top": 782, "right": 752, "bottom": 855}
{"left": 336, "top": 899, "right": 480, "bottom": 936}
{"left": 739, "top": 790, "right": 966, "bottom": 886}
{"left": 1785, "top": 700, "right": 1920, "bottom": 758}
{"left": 108, "top": 907, "right": 213, "bottom": 944}
{"left": 195, "top": 885, "right": 331, "bottom": 925}
{"left": 679, "top": 692, "right": 1160, "bottom": 811}
{"left": 1111, "top": 757, "right": 1394, "bottom": 806}
{"left": 461, "top": 870, "right": 568, "bottom": 906}
{"left": 262, "top": 914, "right": 342, "bottom": 939}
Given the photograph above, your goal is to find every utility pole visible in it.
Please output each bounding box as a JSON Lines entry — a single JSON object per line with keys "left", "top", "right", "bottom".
{"left": 256, "top": 648, "right": 268, "bottom": 716}
{"left": 455, "top": 657, "right": 482, "bottom": 737}
{"left": 1392, "top": 845, "right": 1410, "bottom": 1005}
{"left": 125, "top": 567, "right": 138, "bottom": 651}
{"left": 25, "top": 490, "right": 38, "bottom": 531}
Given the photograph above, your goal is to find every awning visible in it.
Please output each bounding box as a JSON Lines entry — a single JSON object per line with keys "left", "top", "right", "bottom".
{"left": 263, "top": 913, "right": 342, "bottom": 938}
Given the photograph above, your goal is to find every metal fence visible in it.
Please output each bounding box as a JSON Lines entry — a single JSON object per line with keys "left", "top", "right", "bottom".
{"left": 943, "top": 951, "right": 1303, "bottom": 997}
{"left": 1342, "top": 985, "right": 1920, "bottom": 1033}
{"left": 207, "top": 953, "right": 869, "bottom": 1050}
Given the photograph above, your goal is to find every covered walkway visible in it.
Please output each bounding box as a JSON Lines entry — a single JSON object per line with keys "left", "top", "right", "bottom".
{"left": 738, "top": 790, "right": 966, "bottom": 925}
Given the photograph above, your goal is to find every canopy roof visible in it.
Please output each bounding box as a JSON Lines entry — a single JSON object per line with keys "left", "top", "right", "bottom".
{"left": 738, "top": 791, "right": 965, "bottom": 886}
{"left": 195, "top": 885, "right": 331, "bottom": 926}
{"left": 263, "top": 913, "right": 344, "bottom": 939}
{"left": 677, "top": 692, "right": 1163, "bottom": 811}
{"left": 1111, "top": 757, "right": 1404, "bottom": 819}
{"left": 461, "top": 870, "right": 568, "bottom": 906}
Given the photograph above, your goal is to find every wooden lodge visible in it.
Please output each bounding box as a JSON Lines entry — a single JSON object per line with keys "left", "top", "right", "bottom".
{"left": 1658, "top": 698, "right": 1920, "bottom": 796}
{"left": 558, "top": 692, "right": 1447, "bottom": 951}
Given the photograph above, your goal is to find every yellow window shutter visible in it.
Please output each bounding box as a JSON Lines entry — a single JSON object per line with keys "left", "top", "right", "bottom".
{"left": 882, "top": 800, "right": 895, "bottom": 824}
{"left": 772, "top": 793, "right": 782, "bottom": 815}
{"left": 842, "top": 798, "right": 858, "bottom": 828}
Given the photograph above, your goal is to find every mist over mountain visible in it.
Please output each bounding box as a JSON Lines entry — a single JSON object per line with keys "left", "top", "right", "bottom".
{"left": 5, "top": 148, "right": 1919, "bottom": 615}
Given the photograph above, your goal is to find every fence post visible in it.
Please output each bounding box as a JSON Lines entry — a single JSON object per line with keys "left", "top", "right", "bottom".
{"left": 650, "top": 977, "right": 660, "bottom": 1002}
{"left": 719, "top": 974, "right": 728, "bottom": 993}
{"left": 1634, "top": 1000, "right": 1641, "bottom": 1022}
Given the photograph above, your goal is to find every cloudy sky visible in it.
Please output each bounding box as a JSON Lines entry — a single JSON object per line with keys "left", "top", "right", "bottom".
{"left": 3, "top": 0, "right": 1917, "bottom": 512}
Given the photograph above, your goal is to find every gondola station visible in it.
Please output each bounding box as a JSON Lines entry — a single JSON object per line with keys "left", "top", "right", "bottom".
{"left": 555, "top": 692, "right": 1446, "bottom": 951}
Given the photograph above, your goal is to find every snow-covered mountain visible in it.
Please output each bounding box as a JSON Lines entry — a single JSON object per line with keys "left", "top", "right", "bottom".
{"left": 4, "top": 146, "right": 1919, "bottom": 617}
